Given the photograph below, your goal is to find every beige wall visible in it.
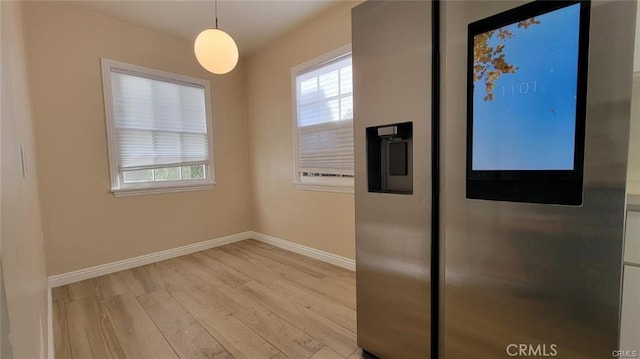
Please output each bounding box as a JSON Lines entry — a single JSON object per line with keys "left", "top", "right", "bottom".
{"left": 22, "top": 2, "right": 252, "bottom": 275}
{"left": 246, "top": 2, "right": 359, "bottom": 259}
{"left": 1, "top": 2, "right": 49, "bottom": 357}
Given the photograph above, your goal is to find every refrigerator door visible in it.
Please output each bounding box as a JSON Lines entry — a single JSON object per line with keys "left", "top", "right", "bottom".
{"left": 442, "top": 1, "right": 635, "bottom": 358}
{"left": 353, "top": 1, "right": 433, "bottom": 358}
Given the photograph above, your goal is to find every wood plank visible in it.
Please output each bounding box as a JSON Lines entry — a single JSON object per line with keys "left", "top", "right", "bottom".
{"left": 244, "top": 239, "right": 355, "bottom": 278}
{"left": 66, "top": 296, "right": 124, "bottom": 359}
{"left": 199, "top": 284, "right": 324, "bottom": 359}
{"left": 138, "top": 290, "right": 231, "bottom": 359}
{"left": 52, "top": 286, "right": 69, "bottom": 302}
{"left": 233, "top": 241, "right": 329, "bottom": 278}
{"left": 238, "top": 280, "right": 357, "bottom": 357}
{"left": 171, "top": 257, "right": 227, "bottom": 291}
{"left": 102, "top": 292, "right": 178, "bottom": 358}
{"left": 217, "top": 245, "right": 308, "bottom": 282}
{"left": 332, "top": 275, "right": 356, "bottom": 288}
{"left": 293, "top": 276, "right": 357, "bottom": 310}
{"left": 65, "top": 278, "right": 100, "bottom": 303}
{"left": 61, "top": 274, "right": 128, "bottom": 303}
{"left": 154, "top": 257, "right": 186, "bottom": 271}
{"left": 52, "top": 298, "right": 72, "bottom": 359}
{"left": 310, "top": 347, "right": 345, "bottom": 359}
{"left": 347, "top": 348, "right": 366, "bottom": 359}
{"left": 171, "top": 289, "right": 280, "bottom": 359}
{"left": 173, "top": 255, "right": 324, "bottom": 359}
{"left": 203, "top": 248, "right": 357, "bottom": 333}
{"left": 55, "top": 241, "right": 359, "bottom": 359}
{"left": 323, "top": 276, "right": 356, "bottom": 295}
{"left": 190, "top": 252, "right": 250, "bottom": 288}
{"left": 143, "top": 263, "right": 194, "bottom": 293}
{"left": 119, "top": 267, "right": 162, "bottom": 296}
{"left": 223, "top": 244, "right": 357, "bottom": 310}
{"left": 95, "top": 273, "right": 129, "bottom": 299}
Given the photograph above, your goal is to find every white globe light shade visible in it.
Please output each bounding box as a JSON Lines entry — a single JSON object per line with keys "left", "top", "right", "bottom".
{"left": 194, "top": 28, "right": 239, "bottom": 75}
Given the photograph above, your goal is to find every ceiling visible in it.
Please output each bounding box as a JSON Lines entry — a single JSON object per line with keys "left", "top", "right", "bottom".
{"left": 66, "top": 0, "right": 345, "bottom": 54}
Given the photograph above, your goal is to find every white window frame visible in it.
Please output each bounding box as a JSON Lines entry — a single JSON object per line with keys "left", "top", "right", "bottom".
{"left": 291, "top": 44, "right": 354, "bottom": 193}
{"left": 101, "top": 58, "right": 215, "bottom": 197}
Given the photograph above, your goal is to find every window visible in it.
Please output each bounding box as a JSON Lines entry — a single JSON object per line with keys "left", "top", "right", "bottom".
{"left": 292, "top": 45, "right": 354, "bottom": 192}
{"left": 101, "top": 59, "right": 215, "bottom": 196}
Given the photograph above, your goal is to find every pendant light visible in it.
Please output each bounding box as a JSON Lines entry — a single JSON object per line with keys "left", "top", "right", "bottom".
{"left": 194, "top": 0, "right": 239, "bottom": 75}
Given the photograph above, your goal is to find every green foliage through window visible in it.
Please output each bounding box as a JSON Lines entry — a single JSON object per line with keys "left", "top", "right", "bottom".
{"left": 123, "top": 165, "right": 205, "bottom": 184}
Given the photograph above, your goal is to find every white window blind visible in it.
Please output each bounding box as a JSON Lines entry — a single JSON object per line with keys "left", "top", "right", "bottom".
{"left": 102, "top": 59, "right": 214, "bottom": 196}
{"left": 109, "top": 69, "right": 209, "bottom": 171}
{"left": 295, "top": 54, "right": 353, "bottom": 177}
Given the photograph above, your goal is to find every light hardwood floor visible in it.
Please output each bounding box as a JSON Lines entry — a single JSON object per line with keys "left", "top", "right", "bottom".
{"left": 53, "top": 239, "right": 365, "bottom": 359}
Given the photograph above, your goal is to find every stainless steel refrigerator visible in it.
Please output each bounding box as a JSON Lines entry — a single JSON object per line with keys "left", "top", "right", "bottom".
{"left": 353, "top": 1, "right": 636, "bottom": 358}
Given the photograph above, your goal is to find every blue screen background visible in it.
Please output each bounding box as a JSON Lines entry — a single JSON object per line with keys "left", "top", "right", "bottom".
{"left": 472, "top": 4, "right": 581, "bottom": 171}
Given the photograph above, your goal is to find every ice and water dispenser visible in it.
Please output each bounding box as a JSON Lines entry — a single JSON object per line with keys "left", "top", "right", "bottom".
{"left": 366, "top": 122, "right": 413, "bottom": 194}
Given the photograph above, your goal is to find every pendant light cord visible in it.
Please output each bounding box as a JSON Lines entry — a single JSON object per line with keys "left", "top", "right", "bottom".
{"left": 214, "top": 0, "right": 218, "bottom": 29}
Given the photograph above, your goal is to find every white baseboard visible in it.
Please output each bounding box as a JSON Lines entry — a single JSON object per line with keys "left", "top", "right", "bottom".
{"left": 47, "top": 285, "right": 53, "bottom": 359}
{"left": 48, "top": 231, "right": 252, "bottom": 288}
{"left": 47, "top": 230, "right": 355, "bottom": 288}
{"left": 250, "top": 231, "right": 355, "bottom": 271}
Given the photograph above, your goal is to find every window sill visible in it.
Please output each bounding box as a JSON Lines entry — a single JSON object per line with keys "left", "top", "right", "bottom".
{"left": 112, "top": 183, "right": 215, "bottom": 197}
{"left": 294, "top": 182, "right": 354, "bottom": 194}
